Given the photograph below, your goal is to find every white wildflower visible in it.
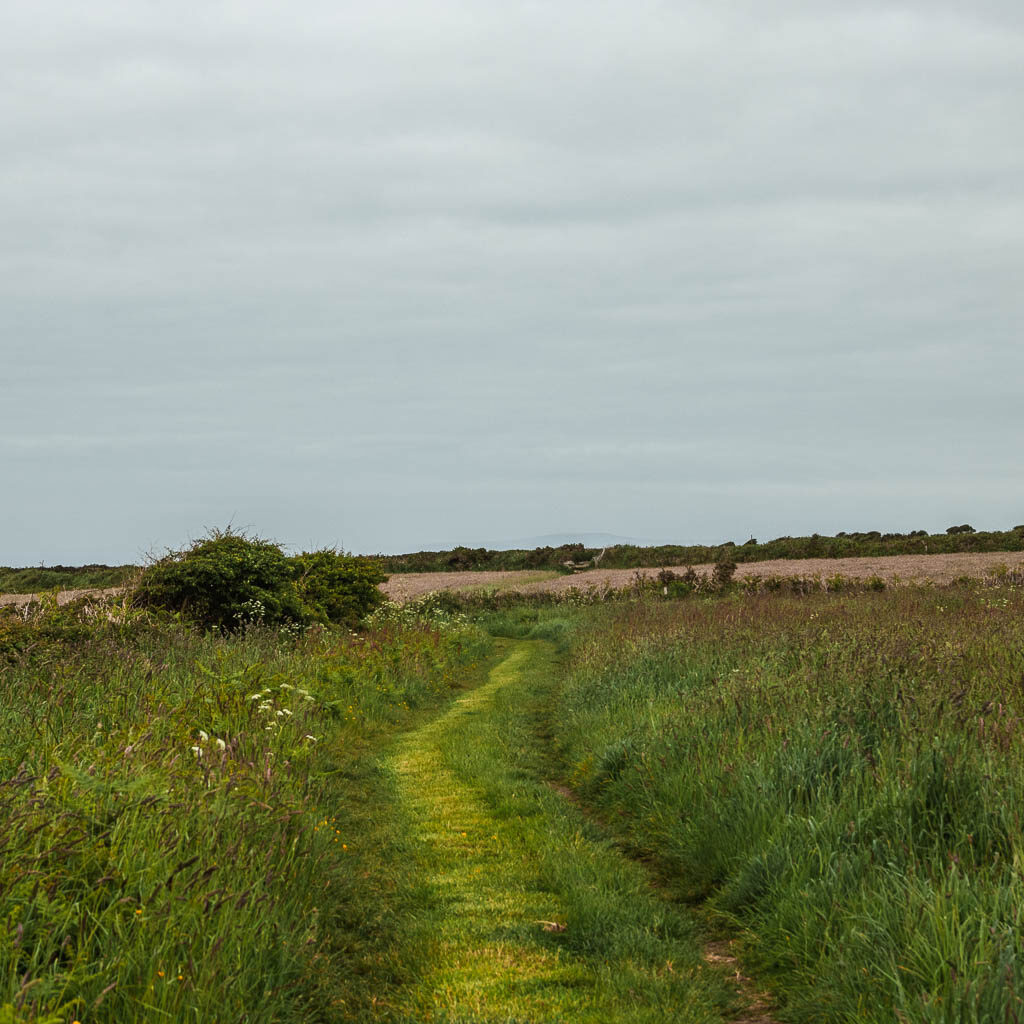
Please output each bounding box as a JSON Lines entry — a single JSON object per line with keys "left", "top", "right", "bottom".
{"left": 304, "top": 735, "right": 318, "bottom": 743}
{"left": 190, "top": 746, "right": 203, "bottom": 757}
{"left": 198, "top": 730, "right": 209, "bottom": 743}
{"left": 215, "top": 737, "right": 226, "bottom": 751}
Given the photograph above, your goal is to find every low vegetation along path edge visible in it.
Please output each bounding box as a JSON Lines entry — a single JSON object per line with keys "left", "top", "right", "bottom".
{"left": 378, "top": 638, "right": 771, "bottom": 1023}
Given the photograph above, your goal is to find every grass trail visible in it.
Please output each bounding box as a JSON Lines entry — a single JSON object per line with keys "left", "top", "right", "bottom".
{"left": 381, "top": 639, "right": 734, "bottom": 1024}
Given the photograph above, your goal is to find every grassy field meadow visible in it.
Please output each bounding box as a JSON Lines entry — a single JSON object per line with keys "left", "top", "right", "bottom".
{"left": 2, "top": 569, "right": 1024, "bottom": 1021}
{"left": 0, "top": 597, "right": 490, "bottom": 1022}
{"left": 550, "top": 583, "right": 1024, "bottom": 1022}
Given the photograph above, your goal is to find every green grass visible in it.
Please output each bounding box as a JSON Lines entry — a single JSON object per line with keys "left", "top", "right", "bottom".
{"left": 376, "top": 637, "right": 734, "bottom": 1023}
{"left": 0, "top": 602, "right": 491, "bottom": 1022}
{"left": 551, "top": 585, "right": 1024, "bottom": 1022}
{"left": 8, "top": 576, "right": 1024, "bottom": 1022}
{"left": 0, "top": 565, "right": 133, "bottom": 593}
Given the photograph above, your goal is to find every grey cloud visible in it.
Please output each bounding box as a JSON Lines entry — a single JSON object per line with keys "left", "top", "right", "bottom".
{"left": 2, "top": 1, "right": 1022, "bottom": 561}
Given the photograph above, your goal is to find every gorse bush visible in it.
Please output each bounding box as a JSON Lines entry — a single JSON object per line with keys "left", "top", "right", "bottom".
{"left": 134, "top": 530, "right": 306, "bottom": 629}
{"left": 291, "top": 549, "right": 387, "bottom": 627}
{"left": 132, "top": 530, "right": 389, "bottom": 631}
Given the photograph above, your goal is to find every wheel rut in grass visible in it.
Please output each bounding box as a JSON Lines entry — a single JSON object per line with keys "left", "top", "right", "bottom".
{"left": 545, "top": 777, "right": 780, "bottom": 1024}
{"left": 383, "top": 639, "right": 763, "bottom": 1024}
{"left": 701, "top": 942, "right": 777, "bottom": 1024}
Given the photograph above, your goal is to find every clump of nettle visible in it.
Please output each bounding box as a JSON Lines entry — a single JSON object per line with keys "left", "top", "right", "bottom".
{"left": 131, "top": 528, "right": 387, "bottom": 631}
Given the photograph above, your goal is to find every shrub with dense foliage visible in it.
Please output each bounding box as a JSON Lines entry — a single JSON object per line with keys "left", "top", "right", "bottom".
{"left": 133, "top": 530, "right": 306, "bottom": 629}
{"left": 131, "top": 531, "right": 389, "bottom": 631}
{"left": 291, "top": 548, "right": 387, "bottom": 627}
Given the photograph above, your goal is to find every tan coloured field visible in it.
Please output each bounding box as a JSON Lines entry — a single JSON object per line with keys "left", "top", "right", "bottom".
{"left": 380, "top": 550, "right": 1024, "bottom": 601}
{"left": 0, "top": 587, "right": 123, "bottom": 609}
{"left": 379, "top": 570, "right": 561, "bottom": 602}
{"left": 3, "top": 552, "right": 1023, "bottom": 609}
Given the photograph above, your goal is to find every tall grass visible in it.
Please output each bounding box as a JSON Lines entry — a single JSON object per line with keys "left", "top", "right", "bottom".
{"left": 376, "top": 637, "right": 733, "bottom": 1023}
{"left": 553, "top": 584, "right": 1024, "bottom": 1022}
{"left": 0, "top": 601, "right": 489, "bottom": 1022}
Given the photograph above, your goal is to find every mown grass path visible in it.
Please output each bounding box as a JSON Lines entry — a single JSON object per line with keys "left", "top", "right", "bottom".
{"left": 379, "top": 639, "right": 735, "bottom": 1024}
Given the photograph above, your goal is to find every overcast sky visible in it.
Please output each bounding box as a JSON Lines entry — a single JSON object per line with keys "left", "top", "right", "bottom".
{"left": 2, "top": 1, "right": 1022, "bottom": 563}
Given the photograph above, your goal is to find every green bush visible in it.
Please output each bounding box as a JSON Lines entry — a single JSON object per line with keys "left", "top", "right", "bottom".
{"left": 0, "top": 599, "right": 96, "bottom": 663}
{"left": 713, "top": 555, "right": 737, "bottom": 587}
{"left": 133, "top": 530, "right": 307, "bottom": 630}
{"left": 291, "top": 549, "right": 387, "bottom": 627}
{"left": 133, "top": 532, "right": 391, "bottom": 632}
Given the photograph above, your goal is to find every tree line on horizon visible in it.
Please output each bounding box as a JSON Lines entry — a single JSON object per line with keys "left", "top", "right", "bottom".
{"left": 4, "top": 522, "right": 1023, "bottom": 591}
{"left": 369, "top": 522, "right": 1024, "bottom": 573}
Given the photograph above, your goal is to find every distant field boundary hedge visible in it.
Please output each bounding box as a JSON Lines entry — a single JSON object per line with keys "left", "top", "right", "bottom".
{"left": 369, "top": 525, "right": 1024, "bottom": 574}
{"left": 4, "top": 524, "right": 1024, "bottom": 589}
{"left": 0, "top": 564, "right": 135, "bottom": 593}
